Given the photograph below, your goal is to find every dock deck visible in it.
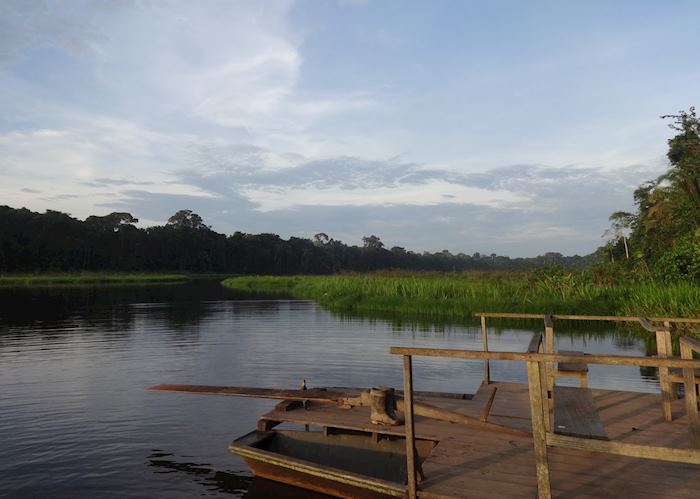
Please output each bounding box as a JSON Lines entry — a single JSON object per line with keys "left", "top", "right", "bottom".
{"left": 259, "top": 381, "right": 700, "bottom": 498}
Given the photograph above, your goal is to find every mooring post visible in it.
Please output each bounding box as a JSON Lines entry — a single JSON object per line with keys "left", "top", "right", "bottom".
{"left": 680, "top": 337, "right": 700, "bottom": 447}
{"left": 403, "top": 355, "right": 417, "bottom": 499}
{"left": 481, "top": 315, "right": 490, "bottom": 384}
{"left": 527, "top": 359, "right": 552, "bottom": 499}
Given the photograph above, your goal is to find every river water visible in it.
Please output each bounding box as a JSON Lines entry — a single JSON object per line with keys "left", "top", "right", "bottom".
{"left": 0, "top": 279, "right": 661, "bottom": 498}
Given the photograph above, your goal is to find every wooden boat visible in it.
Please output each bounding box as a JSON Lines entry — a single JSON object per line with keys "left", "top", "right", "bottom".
{"left": 230, "top": 428, "right": 436, "bottom": 498}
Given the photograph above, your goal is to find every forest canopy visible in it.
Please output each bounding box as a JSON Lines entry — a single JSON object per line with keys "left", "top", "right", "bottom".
{"left": 0, "top": 206, "right": 590, "bottom": 274}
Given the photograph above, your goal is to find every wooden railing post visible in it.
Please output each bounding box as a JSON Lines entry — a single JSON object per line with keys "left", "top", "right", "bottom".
{"left": 481, "top": 315, "right": 490, "bottom": 384}
{"left": 527, "top": 359, "right": 552, "bottom": 499}
{"left": 680, "top": 337, "right": 700, "bottom": 447}
{"left": 543, "top": 315, "right": 555, "bottom": 430}
{"left": 639, "top": 317, "right": 675, "bottom": 422}
{"left": 402, "top": 355, "right": 417, "bottom": 499}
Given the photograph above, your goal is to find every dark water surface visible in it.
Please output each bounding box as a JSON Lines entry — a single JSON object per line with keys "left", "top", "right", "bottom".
{"left": 0, "top": 280, "right": 661, "bottom": 498}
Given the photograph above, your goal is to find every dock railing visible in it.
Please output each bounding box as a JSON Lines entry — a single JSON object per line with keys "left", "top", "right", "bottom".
{"left": 391, "top": 315, "right": 700, "bottom": 499}
{"left": 475, "top": 312, "right": 700, "bottom": 421}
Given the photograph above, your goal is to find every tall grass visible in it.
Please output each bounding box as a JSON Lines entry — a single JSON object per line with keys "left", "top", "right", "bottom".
{"left": 221, "top": 272, "right": 700, "bottom": 323}
{"left": 0, "top": 273, "right": 190, "bottom": 286}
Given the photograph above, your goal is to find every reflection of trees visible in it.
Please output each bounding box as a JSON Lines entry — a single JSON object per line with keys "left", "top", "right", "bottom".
{"left": 0, "top": 280, "right": 286, "bottom": 350}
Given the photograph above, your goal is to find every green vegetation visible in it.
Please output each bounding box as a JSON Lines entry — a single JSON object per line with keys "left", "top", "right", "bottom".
{"left": 602, "top": 107, "right": 700, "bottom": 282}
{"left": 0, "top": 273, "right": 190, "bottom": 286}
{"left": 221, "top": 271, "right": 700, "bottom": 322}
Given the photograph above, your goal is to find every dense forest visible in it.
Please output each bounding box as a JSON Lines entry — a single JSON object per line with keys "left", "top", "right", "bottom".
{"left": 602, "top": 107, "right": 700, "bottom": 282}
{"left": 0, "top": 206, "right": 591, "bottom": 274}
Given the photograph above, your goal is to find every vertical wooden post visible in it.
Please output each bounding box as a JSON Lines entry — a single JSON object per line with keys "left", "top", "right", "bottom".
{"left": 403, "top": 355, "right": 417, "bottom": 499}
{"left": 527, "top": 360, "right": 552, "bottom": 499}
{"left": 656, "top": 326, "right": 674, "bottom": 422}
{"left": 543, "top": 315, "right": 555, "bottom": 429}
{"left": 680, "top": 340, "right": 700, "bottom": 447}
{"left": 480, "top": 315, "right": 490, "bottom": 384}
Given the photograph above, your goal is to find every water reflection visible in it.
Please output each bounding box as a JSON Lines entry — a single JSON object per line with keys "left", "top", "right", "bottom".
{"left": 0, "top": 280, "right": 664, "bottom": 498}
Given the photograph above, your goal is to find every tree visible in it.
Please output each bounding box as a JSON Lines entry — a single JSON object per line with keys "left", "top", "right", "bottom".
{"left": 603, "top": 211, "right": 635, "bottom": 260}
{"left": 166, "top": 210, "right": 209, "bottom": 230}
{"left": 362, "top": 235, "right": 384, "bottom": 249}
{"left": 86, "top": 212, "right": 139, "bottom": 232}
{"left": 313, "top": 232, "right": 330, "bottom": 246}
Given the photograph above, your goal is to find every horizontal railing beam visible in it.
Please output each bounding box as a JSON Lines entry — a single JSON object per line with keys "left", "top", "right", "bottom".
{"left": 473, "top": 313, "right": 700, "bottom": 324}
{"left": 546, "top": 433, "right": 700, "bottom": 465}
{"left": 389, "top": 347, "right": 700, "bottom": 369}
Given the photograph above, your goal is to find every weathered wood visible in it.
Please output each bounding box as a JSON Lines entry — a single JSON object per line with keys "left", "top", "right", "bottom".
{"left": 396, "top": 399, "right": 529, "bottom": 437}
{"left": 474, "top": 312, "right": 700, "bottom": 324}
{"left": 250, "top": 381, "right": 700, "bottom": 498}
{"left": 480, "top": 386, "right": 497, "bottom": 422}
{"left": 553, "top": 350, "right": 589, "bottom": 388}
{"left": 480, "top": 315, "right": 490, "bottom": 384}
{"left": 148, "top": 384, "right": 353, "bottom": 402}
{"left": 402, "top": 355, "right": 417, "bottom": 499}
{"left": 639, "top": 316, "right": 667, "bottom": 332}
{"left": 526, "top": 361, "right": 551, "bottom": 499}
{"left": 546, "top": 433, "right": 700, "bottom": 465}
{"left": 680, "top": 337, "right": 700, "bottom": 447}
{"left": 527, "top": 332, "right": 543, "bottom": 353}
{"left": 553, "top": 386, "right": 608, "bottom": 440}
{"left": 389, "top": 347, "right": 700, "bottom": 369}
{"left": 543, "top": 315, "right": 555, "bottom": 428}
{"left": 657, "top": 328, "right": 675, "bottom": 422}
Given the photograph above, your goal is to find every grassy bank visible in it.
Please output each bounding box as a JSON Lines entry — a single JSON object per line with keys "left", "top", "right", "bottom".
{"left": 221, "top": 273, "right": 700, "bottom": 322}
{"left": 0, "top": 273, "right": 190, "bottom": 286}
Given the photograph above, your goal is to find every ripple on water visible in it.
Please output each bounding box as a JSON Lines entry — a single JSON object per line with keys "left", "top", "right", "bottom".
{"left": 0, "top": 284, "right": 659, "bottom": 497}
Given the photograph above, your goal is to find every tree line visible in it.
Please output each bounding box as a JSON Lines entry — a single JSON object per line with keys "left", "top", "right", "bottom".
{"left": 601, "top": 107, "right": 700, "bottom": 282}
{"left": 0, "top": 206, "right": 591, "bottom": 274}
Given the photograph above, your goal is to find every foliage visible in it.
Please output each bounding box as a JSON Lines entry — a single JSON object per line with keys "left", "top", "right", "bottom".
{"left": 0, "top": 273, "right": 188, "bottom": 286}
{"left": 603, "top": 107, "right": 700, "bottom": 281}
{"left": 222, "top": 272, "right": 700, "bottom": 322}
{"left": 0, "top": 206, "right": 594, "bottom": 274}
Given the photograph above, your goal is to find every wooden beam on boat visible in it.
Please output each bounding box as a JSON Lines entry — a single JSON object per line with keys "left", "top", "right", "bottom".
{"left": 148, "top": 384, "right": 357, "bottom": 403}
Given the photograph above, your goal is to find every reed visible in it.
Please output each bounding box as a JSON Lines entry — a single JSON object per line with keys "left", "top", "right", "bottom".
{"left": 221, "top": 273, "right": 700, "bottom": 323}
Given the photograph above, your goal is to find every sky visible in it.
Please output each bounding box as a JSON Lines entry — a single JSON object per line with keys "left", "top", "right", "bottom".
{"left": 1, "top": 0, "right": 698, "bottom": 257}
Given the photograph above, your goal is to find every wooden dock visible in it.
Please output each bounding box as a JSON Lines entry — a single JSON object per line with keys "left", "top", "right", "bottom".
{"left": 256, "top": 382, "right": 699, "bottom": 498}
{"left": 151, "top": 313, "right": 700, "bottom": 498}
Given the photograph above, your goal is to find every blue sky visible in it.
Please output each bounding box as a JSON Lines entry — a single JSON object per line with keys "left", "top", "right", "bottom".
{"left": 1, "top": 1, "right": 698, "bottom": 256}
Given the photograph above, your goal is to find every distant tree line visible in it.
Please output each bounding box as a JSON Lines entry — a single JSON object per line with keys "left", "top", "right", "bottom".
{"left": 601, "top": 107, "right": 700, "bottom": 281}
{"left": 0, "top": 206, "right": 592, "bottom": 274}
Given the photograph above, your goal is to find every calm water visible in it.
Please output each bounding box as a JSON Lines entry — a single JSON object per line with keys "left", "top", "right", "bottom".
{"left": 0, "top": 280, "right": 661, "bottom": 498}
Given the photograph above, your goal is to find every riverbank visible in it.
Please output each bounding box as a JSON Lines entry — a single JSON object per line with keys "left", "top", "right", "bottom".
{"left": 0, "top": 273, "right": 191, "bottom": 286}
{"left": 221, "top": 273, "right": 700, "bottom": 323}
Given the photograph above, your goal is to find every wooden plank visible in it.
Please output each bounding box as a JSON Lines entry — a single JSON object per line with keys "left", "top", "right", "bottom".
{"left": 526, "top": 361, "right": 551, "bottom": 499}
{"left": 556, "top": 350, "right": 588, "bottom": 372}
{"left": 680, "top": 338, "right": 700, "bottom": 447}
{"left": 389, "top": 347, "right": 700, "bottom": 369}
{"left": 480, "top": 315, "right": 490, "bottom": 384}
{"left": 546, "top": 433, "right": 700, "bottom": 465}
{"left": 403, "top": 355, "right": 417, "bottom": 499}
{"left": 473, "top": 312, "right": 700, "bottom": 324}
{"left": 554, "top": 386, "right": 608, "bottom": 440}
{"left": 526, "top": 332, "right": 542, "bottom": 353}
{"left": 639, "top": 317, "right": 667, "bottom": 332}
{"left": 657, "top": 328, "right": 674, "bottom": 421}
{"left": 480, "top": 386, "right": 497, "bottom": 422}
{"left": 148, "top": 384, "right": 354, "bottom": 402}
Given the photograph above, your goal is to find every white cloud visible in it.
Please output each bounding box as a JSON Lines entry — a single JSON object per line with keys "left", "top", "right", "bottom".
{"left": 241, "top": 180, "right": 526, "bottom": 212}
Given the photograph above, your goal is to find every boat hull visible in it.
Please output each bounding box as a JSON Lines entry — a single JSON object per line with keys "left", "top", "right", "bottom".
{"left": 231, "top": 429, "right": 436, "bottom": 498}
